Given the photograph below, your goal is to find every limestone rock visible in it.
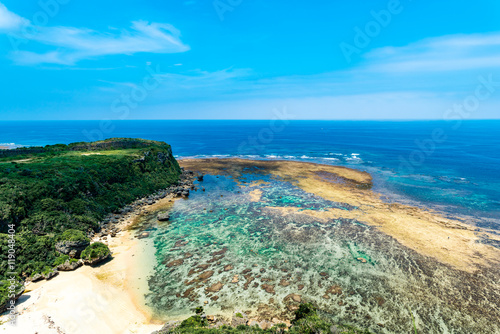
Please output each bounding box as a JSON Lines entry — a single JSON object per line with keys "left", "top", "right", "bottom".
{"left": 166, "top": 259, "right": 184, "bottom": 267}
{"left": 205, "top": 282, "right": 223, "bottom": 293}
{"left": 284, "top": 293, "right": 302, "bottom": 303}
{"left": 197, "top": 270, "right": 214, "bottom": 280}
{"left": 55, "top": 240, "right": 90, "bottom": 258}
{"left": 261, "top": 284, "right": 275, "bottom": 294}
{"left": 57, "top": 259, "right": 83, "bottom": 271}
{"left": 32, "top": 273, "right": 43, "bottom": 282}
{"left": 43, "top": 270, "right": 59, "bottom": 280}
{"left": 83, "top": 252, "right": 111, "bottom": 266}
{"left": 157, "top": 212, "right": 170, "bottom": 222}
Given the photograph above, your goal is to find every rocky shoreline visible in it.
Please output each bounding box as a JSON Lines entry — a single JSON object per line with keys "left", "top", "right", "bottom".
{"left": 1, "top": 167, "right": 203, "bottom": 333}
{"left": 90, "top": 168, "right": 201, "bottom": 241}
{"left": 21, "top": 168, "right": 201, "bottom": 286}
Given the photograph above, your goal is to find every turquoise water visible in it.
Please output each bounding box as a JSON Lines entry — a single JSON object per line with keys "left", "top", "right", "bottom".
{"left": 1, "top": 120, "right": 499, "bottom": 229}
{"left": 138, "top": 171, "right": 500, "bottom": 333}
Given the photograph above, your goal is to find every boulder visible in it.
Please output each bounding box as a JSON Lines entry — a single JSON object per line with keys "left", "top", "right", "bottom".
{"left": 231, "top": 316, "right": 246, "bottom": 327}
{"left": 137, "top": 232, "right": 150, "bottom": 239}
{"left": 157, "top": 212, "right": 170, "bottom": 222}
{"left": 43, "top": 270, "right": 59, "bottom": 280}
{"left": 57, "top": 259, "right": 83, "bottom": 271}
{"left": 31, "top": 273, "right": 43, "bottom": 282}
{"left": 55, "top": 240, "right": 90, "bottom": 258}
{"left": 83, "top": 252, "right": 111, "bottom": 266}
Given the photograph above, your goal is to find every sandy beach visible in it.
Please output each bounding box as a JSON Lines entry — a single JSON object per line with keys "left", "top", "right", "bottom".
{"left": 0, "top": 222, "right": 162, "bottom": 334}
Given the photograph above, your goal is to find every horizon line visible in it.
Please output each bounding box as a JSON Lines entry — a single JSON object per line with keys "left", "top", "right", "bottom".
{"left": 2, "top": 119, "right": 500, "bottom": 122}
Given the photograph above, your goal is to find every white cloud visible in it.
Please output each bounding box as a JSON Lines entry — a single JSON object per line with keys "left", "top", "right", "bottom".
{"left": 364, "top": 32, "right": 500, "bottom": 72}
{"left": 0, "top": 3, "right": 27, "bottom": 30}
{"left": 0, "top": 3, "right": 189, "bottom": 65}
{"left": 158, "top": 68, "right": 253, "bottom": 84}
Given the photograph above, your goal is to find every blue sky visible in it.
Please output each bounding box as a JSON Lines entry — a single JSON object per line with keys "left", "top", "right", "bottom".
{"left": 0, "top": 0, "right": 499, "bottom": 120}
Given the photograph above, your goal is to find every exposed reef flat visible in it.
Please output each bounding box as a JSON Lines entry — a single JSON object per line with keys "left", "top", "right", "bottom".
{"left": 180, "top": 158, "right": 500, "bottom": 273}
{"left": 142, "top": 158, "right": 500, "bottom": 333}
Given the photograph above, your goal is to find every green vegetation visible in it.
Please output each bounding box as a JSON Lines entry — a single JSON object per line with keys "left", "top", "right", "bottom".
{"left": 292, "top": 303, "right": 316, "bottom": 323}
{"left": 409, "top": 306, "right": 418, "bottom": 334}
{"left": 53, "top": 254, "right": 79, "bottom": 267}
{"left": 55, "top": 229, "right": 91, "bottom": 243}
{"left": 0, "top": 138, "right": 181, "bottom": 281}
{"left": 159, "top": 304, "right": 372, "bottom": 334}
{"left": 81, "top": 242, "right": 110, "bottom": 261}
{"left": 235, "top": 313, "right": 244, "bottom": 318}
{"left": 0, "top": 278, "right": 24, "bottom": 311}
{"left": 179, "top": 315, "right": 209, "bottom": 329}
{"left": 53, "top": 255, "right": 71, "bottom": 267}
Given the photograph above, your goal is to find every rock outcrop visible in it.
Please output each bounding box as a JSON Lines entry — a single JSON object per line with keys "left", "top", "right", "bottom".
{"left": 83, "top": 252, "right": 111, "bottom": 266}
{"left": 55, "top": 240, "right": 90, "bottom": 258}
{"left": 157, "top": 212, "right": 170, "bottom": 222}
{"left": 57, "top": 260, "right": 83, "bottom": 271}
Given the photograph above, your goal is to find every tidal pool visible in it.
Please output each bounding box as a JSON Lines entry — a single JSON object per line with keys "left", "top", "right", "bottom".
{"left": 140, "top": 163, "right": 500, "bottom": 334}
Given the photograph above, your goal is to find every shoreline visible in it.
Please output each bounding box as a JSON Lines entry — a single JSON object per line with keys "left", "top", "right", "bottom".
{"left": 0, "top": 217, "right": 163, "bottom": 334}
{"left": 2, "top": 158, "right": 500, "bottom": 333}
{"left": 0, "top": 172, "right": 197, "bottom": 333}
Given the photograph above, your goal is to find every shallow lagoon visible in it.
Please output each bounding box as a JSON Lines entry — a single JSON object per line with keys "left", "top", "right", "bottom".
{"left": 140, "top": 166, "right": 500, "bottom": 333}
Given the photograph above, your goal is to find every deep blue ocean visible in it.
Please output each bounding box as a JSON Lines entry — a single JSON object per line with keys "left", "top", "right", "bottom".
{"left": 1, "top": 120, "right": 499, "bottom": 229}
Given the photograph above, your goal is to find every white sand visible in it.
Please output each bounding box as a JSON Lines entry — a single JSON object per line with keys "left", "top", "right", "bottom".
{"left": 0, "top": 229, "right": 163, "bottom": 334}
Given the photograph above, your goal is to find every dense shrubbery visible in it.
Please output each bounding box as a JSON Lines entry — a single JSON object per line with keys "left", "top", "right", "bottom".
{"left": 0, "top": 277, "right": 24, "bottom": 312}
{"left": 81, "top": 242, "right": 110, "bottom": 261}
{"left": 0, "top": 139, "right": 181, "bottom": 281}
{"left": 160, "top": 304, "right": 372, "bottom": 334}
{"left": 56, "top": 229, "right": 90, "bottom": 243}
{"left": 53, "top": 254, "right": 78, "bottom": 267}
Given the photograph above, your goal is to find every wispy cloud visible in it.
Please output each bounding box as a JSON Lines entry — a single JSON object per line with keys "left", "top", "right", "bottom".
{"left": 364, "top": 32, "right": 500, "bottom": 72}
{"left": 0, "top": 3, "right": 189, "bottom": 65}
{"left": 142, "top": 32, "right": 500, "bottom": 102}
{"left": 0, "top": 3, "right": 27, "bottom": 30}
{"left": 157, "top": 68, "right": 253, "bottom": 86}
{"left": 98, "top": 67, "right": 254, "bottom": 98}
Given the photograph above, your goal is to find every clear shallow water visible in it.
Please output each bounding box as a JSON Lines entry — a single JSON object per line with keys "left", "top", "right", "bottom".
{"left": 1, "top": 120, "right": 499, "bottom": 226}
{"left": 3, "top": 120, "right": 499, "bottom": 331}
{"left": 138, "top": 171, "right": 499, "bottom": 333}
